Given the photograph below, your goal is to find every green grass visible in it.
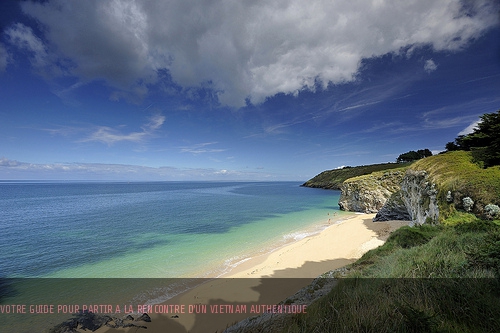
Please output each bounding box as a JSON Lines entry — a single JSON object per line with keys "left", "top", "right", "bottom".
{"left": 409, "top": 151, "right": 500, "bottom": 219}
{"left": 234, "top": 218, "right": 500, "bottom": 333}
{"left": 302, "top": 162, "right": 411, "bottom": 190}
{"left": 237, "top": 151, "right": 500, "bottom": 332}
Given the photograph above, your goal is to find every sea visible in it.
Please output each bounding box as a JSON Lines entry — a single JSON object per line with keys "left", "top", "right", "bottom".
{"left": 0, "top": 181, "right": 348, "bottom": 332}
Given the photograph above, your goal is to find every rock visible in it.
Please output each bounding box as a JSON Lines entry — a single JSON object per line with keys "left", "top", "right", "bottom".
{"left": 50, "top": 312, "right": 150, "bottom": 332}
{"left": 339, "top": 171, "right": 404, "bottom": 213}
{"left": 373, "top": 191, "right": 411, "bottom": 221}
{"left": 77, "top": 312, "right": 112, "bottom": 331}
{"left": 137, "top": 313, "right": 151, "bottom": 322}
{"left": 400, "top": 170, "right": 439, "bottom": 225}
{"left": 338, "top": 168, "right": 440, "bottom": 225}
{"left": 48, "top": 311, "right": 112, "bottom": 333}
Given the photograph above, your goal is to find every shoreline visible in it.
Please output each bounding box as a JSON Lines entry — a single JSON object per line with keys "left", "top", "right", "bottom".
{"left": 98, "top": 213, "right": 409, "bottom": 333}
{"left": 221, "top": 213, "right": 405, "bottom": 279}
{"left": 200, "top": 210, "right": 355, "bottom": 279}
{"left": 209, "top": 211, "right": 353, "bottom": 279}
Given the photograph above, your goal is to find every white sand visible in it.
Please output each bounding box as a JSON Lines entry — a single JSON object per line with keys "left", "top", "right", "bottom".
{"left": 101, "top": 214, "right": 408, "bottom": 333}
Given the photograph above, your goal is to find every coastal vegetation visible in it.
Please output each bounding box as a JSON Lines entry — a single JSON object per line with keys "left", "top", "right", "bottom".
{"left": 445, "top": 109, "right": 500, "bottom": 168}
{"left": 233, "top": 211, "right": 500, "bottom": 332}
{"left": 396, "top": 149, "right": 432, "bottom": 163}
{"left": 408, "top": 150, "right": 500, "bottom": 220}
{"left": 261, "top": 218, "right": 500, "bottom": 333}
{"left": 234, "top": 110, "right": 500, "bottom": 332}
{"left": 302, "top": 162, "right": 410, "bottom": 190}
{"left": 304, "top": 109, "right": 500, "bottom": 222}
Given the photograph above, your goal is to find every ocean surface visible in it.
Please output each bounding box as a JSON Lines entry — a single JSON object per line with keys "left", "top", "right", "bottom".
{"left": 1, "top": 181, "right": 348, "bottom": 278}
{"left": 0, "top": 181, "right": 348, "bottom": 332}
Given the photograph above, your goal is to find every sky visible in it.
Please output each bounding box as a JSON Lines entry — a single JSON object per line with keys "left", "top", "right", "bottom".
{"left": 0, "top": 0, "right": 499, "bottom": 181}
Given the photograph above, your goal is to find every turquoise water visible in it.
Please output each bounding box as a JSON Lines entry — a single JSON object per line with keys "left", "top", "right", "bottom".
{"left": 0, "top": 181, "right": 350, "bottom": 332}
{"left": 0, "top": 181, "right": 347, "bottom": 279}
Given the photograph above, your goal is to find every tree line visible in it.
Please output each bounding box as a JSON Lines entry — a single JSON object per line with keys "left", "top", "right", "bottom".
{"left": 445, "top": 109, "right": 500, "bottom": 168}
{"left": 396, "top": 149, "right": 432, "bottom": 163}
{"left": 395, "top": 109, "right": 499, "bottom": 167}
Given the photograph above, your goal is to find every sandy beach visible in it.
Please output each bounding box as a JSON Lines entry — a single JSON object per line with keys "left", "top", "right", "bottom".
{"left": 97, "top": 213, "right": 408, "bottom": 333}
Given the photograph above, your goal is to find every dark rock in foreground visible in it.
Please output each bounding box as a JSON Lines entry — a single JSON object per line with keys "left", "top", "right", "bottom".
{"left": 48, "top": 311, "right": 149, "bottom": 333}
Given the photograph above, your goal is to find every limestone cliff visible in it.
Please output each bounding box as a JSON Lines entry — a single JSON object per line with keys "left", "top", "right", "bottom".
{"left": 337, "top": 168, "right": 439, "bottom": 225}
{"left": 374, "top": 170, "right": 439, "bottom": 225}
{"left": 372, "top": 191, "right": 411, "bottom": 221}
{"left": 312, "top": 151, "right": 500, "bottom": 225}
{"left": 338, "top": 170, "right": 405, "bottom": 213}
{"left": 400, "top": 170, "right": 439, "bottom": 225}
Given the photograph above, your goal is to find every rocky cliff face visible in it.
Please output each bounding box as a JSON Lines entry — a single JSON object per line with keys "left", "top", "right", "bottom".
{"left": 372, "top": 170, "right": 439, "bottom": 225}
{"left": 338, "top": 171, "right": 404, "bottom": 213}
{"left": 399, "top": 170, "right": 439, "bottom": 225}
{"left": 373, "top": 191, "right": 411, "bottom": 221}
{"left": 338, "top": 168, "right": 440, "bottom": 225}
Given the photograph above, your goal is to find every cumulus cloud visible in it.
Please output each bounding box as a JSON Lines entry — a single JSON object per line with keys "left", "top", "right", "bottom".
{"left": 424, "top": 59, "right": 438, "bottom": 73}
{"left": 10, "top": 0, "right": 500, "bottom": 106}
{"left": 82, "top": 114, "right": 165, "bottom": 145}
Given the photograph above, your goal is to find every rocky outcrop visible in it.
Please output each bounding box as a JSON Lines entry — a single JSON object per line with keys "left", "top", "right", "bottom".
{"left": 373, "top": 170, "right": 439, "bottom": 225}
{"left": 338, "top": 168, "right": 440, "bottom": 225}
{"left": 399, "top": 170, "right": 439, "bottom": 226}
{"left": 373, "top": 191, "right": 411, "bottom": 221}
{"left": 338, "top": 171, "right": 404, "bottom": 213}
{"left": 48, "top": 311, "right": 149, "bottom": 333}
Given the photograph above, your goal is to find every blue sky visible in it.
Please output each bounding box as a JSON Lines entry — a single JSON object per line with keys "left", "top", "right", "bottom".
{"left": 1, "top": 0, "right": 499, "bottom": 181}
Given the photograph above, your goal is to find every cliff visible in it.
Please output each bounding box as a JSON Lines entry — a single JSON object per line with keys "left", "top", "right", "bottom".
{"left": 399, "top": 151, "right": 500, "bottom": 222}
{"left": 374, "top": 169, "right": 439, "bottom": 225}
{"left": 337, "top": 170, "right": 405, "bottom": 213}
{"left": 305, "top": 151, "right": 500, "bottom": 225}
{"left": 302, "top": 162, "right": 409, "bottom": 190}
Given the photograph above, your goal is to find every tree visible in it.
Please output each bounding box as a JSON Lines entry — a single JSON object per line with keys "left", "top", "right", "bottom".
{"left": 445, "top": 110, "right": 500, "bottom": 167}
{"left": 397, "top": 149, "right": 433, "bottom": 163}
{"left": 417, "top": 149, "right": 433, "bottom": 158}
{"left": 445, "top": 141, "right": 460, "bottom": 151}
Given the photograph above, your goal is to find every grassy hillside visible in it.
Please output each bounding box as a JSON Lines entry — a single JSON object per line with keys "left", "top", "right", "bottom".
{"left": 237, "top": 219, "right": 500, "bottom": 332}
{"left": 302, "top": 162, "right": 410, "bottom": 190}
{"left": 234, "top": 151, "right": 500, "bottom": 332}
{"left": 409, "top": 151, "right": 500, "bottom": 220}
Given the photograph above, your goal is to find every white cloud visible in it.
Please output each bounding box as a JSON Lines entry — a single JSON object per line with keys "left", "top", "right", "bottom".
{"left": 458, "top": 120, "right": 480, "bottom": 136}
{"left": 82, "top": 114, "right": 165, "bottom": 145}
{"left": 0, "top": 157, "right": 21, "bottom": 167}
{"left": 4, "top": 23, "right": 53, "bottom": 74}
{"left": 424, "top": 59, "right": 438, "bottom": 73}
{"left": 179, "top": 142, "right": 226, "bottom": 154}
{"left": 0, "top": 157, "right": 271, "bottom": 181}
{"left": 11, "top": 0, "right": 500, "bottom": 107}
